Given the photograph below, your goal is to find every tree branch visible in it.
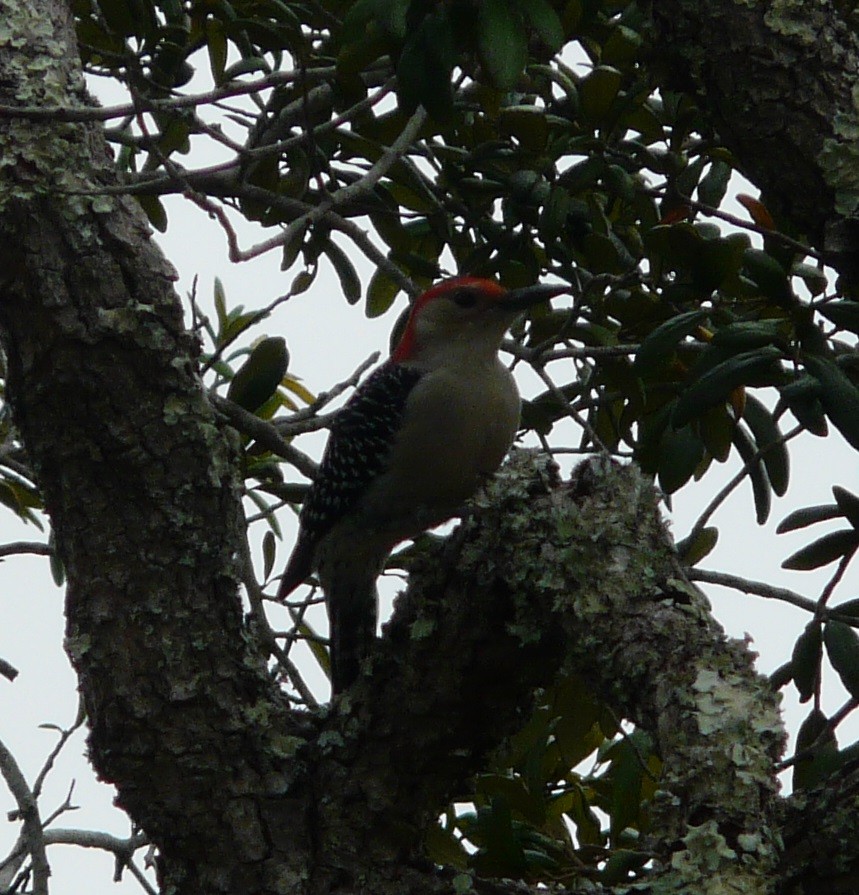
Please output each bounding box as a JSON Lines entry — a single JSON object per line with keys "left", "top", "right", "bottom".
{"left": 314, "top": 452, "right": 785, "bottom": 893}
{"left": 0, "top": 738, "right": 49, "bottom": 895}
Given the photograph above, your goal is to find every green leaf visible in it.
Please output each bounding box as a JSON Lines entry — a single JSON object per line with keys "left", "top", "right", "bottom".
{"left": 222, "top": 56, "right": 269, "bottom": 80}
{"left": 263, "top": 530, "right": 276, "bottom": 580}
{"left": 366, "top": 269, "right": 401, "bottom": 318}
{"left": 538, "top": 184, "right": 571, "bottom": 241}
{"left": 675, "top": 526, "right": 718, "bottom": 566}
{"left": 396, "top": 8, "right": 454, "bottom": 118}
{"left": 793, "top": 262, "right": 828, "bottom": 296}
{"left": 227, "top": 337, "right": 289, "bottom": 413}
{"left": 743, "top": 248, "right": 791, "bottom": 304}
{"left": 499, "top": 107, "right": 549, "bottom": 153}
{"left": 325, "top": 241, "right": 362, "bottom": 305}
{"left": 290, "top": 269, "right": 316, "bottom": 296}
{"left": 824, "top": 620, "right": 859, "bottom": 699}
{"left": 777, "top": 375, "right": 828, "bottom": 437}
{"left": 633, "top": 309, "right": 709, "bottom": 376}
{"left": 710, "top": 320, "right": 784, "bottom": 352}
{"left": 338, "top": 0, "right": 402, "bottom": 71}
{"left": 478, "top": 0, "right": 527, "bottom": 92}
{"left": 742, "top": 394, "right": 789, "bottom": 497}
{"left": 777, "top": 503, "right": 841, "bottom": 534}
{"left": 289, "top": 613, "right": 330, "bottom": 679}
{"left": 793, "top": 708, "right": 837, "bottom": 791}
{"left": 732, "top": 423, "right": 772, "bottom": 525}
{"left": 426, "top": 823, "right": 469, "bottom": 870}
{"left": 791, "top": 622, "right": 821, "bottom": 703}
{"left": 769, "top": 661, "right": 792, "bottom": 690}
{"left": 136, "top": 194, "right": 168, "bottom": 232}
{"left": 657, "top": 424, "right": 703, "bottom": 494}
{"left": 213, "top": 277, "right": 227, "bottom": 332}
{"left": 804, "top": 355, "right": 859, "bottom": 451}
{"left": 697, "top": 159, "right": 732, "bottom": 207}
{"left": 818, "top": 300, "right": 859, "bottom": 334}
{"left": 601, "top": 23, "right": 644, "bottom": 67}
{"left": 672, "top": 347, "right": 783, "bottom": 427}
{"left": 698, "top": 405, "right": 733, "bottom": 462}
{"left": 833, "top": 598, "right": 859, "bottom": 622}
{"left": 205, "top": 17, "right": 228, "bottom": 83}
{"left": 281, "top": 221, "right": 308, "bottom": 272}
{"left": 833, "top": 486, "right": 859, "bottom": 530}
{"left": 521, "top": 0, "right": 565, "bottom": 52}
{"left": 579, "top": 65, "right": 622, "bottom": 123}
{"left": 782, "top": 529, "right": 859, "bottom": 571}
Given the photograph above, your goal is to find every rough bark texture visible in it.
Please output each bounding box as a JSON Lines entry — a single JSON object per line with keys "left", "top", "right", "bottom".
{"left": 778, "top": 762, "right": 859, "bottom": 895}
{"left": 646, "top": 0, "right": 859, "bottom": 286}
{"left": 0, "top": 2, "right": 857, "bottom": 895}
{"left": 0, "top": 3, "right": 311, "bottom": 892}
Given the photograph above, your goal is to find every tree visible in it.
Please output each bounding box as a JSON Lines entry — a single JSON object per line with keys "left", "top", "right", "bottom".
{"left": 1, "top": 0, "right": 858, "bottom": 893}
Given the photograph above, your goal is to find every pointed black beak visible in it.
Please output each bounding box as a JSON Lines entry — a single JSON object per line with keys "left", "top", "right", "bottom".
{"left": 499, "top": 282, "right": 568, "bottom": 311}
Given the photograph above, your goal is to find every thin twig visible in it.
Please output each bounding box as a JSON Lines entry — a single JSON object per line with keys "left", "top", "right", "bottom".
{"left": 0, "top": 68, "right": 338, "bottom": 122}
{"left": 688, "top": 568, "right": 817, "bottom": 614}
{"left": 685, "top": 423, "right": 803, "bottom": 544}
{"left": 122, "top": 856, "right": 159, "bottom": 894}
{"left": 209, "top": 395, "right": 318, "bottom": 479}
{"left": 33, "top": 711, "right": 87, "bottom": 799}
{"left": 282, "top": 106, "right": 428, "bottom": 251}
{"left": 0, "top": 541, "right": 52, "bottom": 558}
{"left": 275, "top": 351, "right": 381, "bottom": 433}
{"left": 238, "top": 528, "right": 317, "bottom": 707}
{"left": 507, "top": 342, "right": 641, "bottom": 362}
{"left": 530, "top": 362, "right": 610, "bottom": 455}
{"left": 200, "top": 290, "right": 299, "bottom": 376}
{"left": 0, "top": 738, "right": 49, "bottom": 895}
{"left": 644, "top": 186, "right": 826, "bottom": 263}
{"left": 817, "top": 548, "right": 857, "bottom": 609}
{"left": 776, "top": 697, "right": 859, "bottom": 771}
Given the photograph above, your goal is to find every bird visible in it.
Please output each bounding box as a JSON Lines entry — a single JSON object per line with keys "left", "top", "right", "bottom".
{"left": 276, "top": 276, "right": 566, "bottom": 693}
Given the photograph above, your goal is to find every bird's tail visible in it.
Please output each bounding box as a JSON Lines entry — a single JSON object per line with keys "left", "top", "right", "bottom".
{"left": 325, "top": 566, "right": 378, "bottom": 694}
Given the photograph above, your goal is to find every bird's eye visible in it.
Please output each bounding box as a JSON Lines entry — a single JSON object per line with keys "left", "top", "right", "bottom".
{"left": 451, "top": 289, "right": 478, "bottom": 308}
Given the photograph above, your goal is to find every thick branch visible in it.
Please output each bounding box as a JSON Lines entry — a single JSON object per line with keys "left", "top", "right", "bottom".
{"left": 646, "top": 0, "right": 859, "bottom": 284}
{"left": 0, "top": 3, "right": 313, "bottom": 892}
{"left": 316, "top": 452, "right": 785, "bottom": 893}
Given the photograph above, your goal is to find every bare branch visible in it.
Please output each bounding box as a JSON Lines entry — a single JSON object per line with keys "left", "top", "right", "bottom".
{"left": 688, "top": 568, "right": 817, "bottom": 614}
{"left": 32, "top": 710, "right": 86, "bottom": 799}
{"left": 684, "top": 423, "right": 803, "bottom": 544}
{"left": 276, "top": 351, "right": 381, "bottom": 433}
{"left": 209, "top": 394, "right": 319, "bottom": 479}
{"left": 0, "top": 68, "right": 338, "bottom": 122}
{"left": 776, "top": 697, "right": 859, "bottom": 771}
{"left": 239, "top": 528, "right": 318, "bottom": 707}
{"left": 0, "top": 737, "right": 49, "bottom": 895}
{"left": 0, "top": 541, "right": 52, "bottom": 558}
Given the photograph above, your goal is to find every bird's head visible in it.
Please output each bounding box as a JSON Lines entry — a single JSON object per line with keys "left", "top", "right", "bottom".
{"left": 391, "top": 277, "right": 566, "bottom": 366}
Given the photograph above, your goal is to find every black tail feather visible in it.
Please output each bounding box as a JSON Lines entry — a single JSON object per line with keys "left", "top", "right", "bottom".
{"left": 327, "top": 572, "right": 377, "bottom": 694}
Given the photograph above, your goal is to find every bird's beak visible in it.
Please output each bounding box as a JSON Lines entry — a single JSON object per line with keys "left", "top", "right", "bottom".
{"left": 499, "top": 282, "right": 568, "bottom": 311}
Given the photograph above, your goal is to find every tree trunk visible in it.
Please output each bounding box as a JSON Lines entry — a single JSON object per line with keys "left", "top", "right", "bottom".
{"left": 646, "top": 0, "right": 859, "bottom": 286}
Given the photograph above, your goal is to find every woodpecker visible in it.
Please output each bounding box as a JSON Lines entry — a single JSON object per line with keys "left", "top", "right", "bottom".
{"left": 276, "top": 276, "right": 565, "bottom": 693}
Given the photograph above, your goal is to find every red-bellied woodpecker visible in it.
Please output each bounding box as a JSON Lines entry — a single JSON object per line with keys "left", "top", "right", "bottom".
{"left": 276, "top": 276, "right": 566, "bottom": 693}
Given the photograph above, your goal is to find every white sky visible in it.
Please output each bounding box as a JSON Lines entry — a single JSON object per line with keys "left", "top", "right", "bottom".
{"left": 2, "top": 45, "right": 859, "bottom": 895}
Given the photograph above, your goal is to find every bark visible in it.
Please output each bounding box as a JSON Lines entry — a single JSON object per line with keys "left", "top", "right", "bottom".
{"left": 0, "top": 2, "right": 309, "bottom": 892}
{"left": 645, "top": 0, "right": 859, "bottom": 286}
{"left": 778, "top": 762, "right": 859, "bottom": 895}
